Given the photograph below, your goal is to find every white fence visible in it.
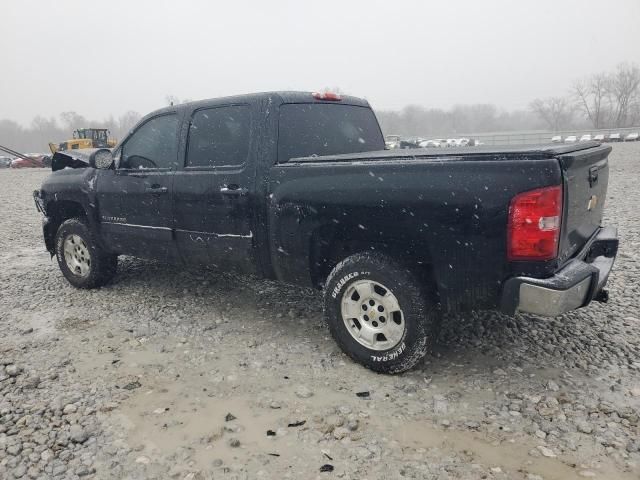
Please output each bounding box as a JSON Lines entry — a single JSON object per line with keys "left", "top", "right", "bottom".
{"left": 461, "top": 126, "right": 640, "bottom": 146}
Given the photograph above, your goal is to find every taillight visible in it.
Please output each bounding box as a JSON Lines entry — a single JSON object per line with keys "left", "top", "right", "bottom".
{"left": 312, "top": 91, "right": 342, "bottom": 101}
{"left": 507, "top": 185, "right": 563, "bottom": 261}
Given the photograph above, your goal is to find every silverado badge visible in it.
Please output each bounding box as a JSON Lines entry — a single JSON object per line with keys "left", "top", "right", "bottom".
{"left": 102, "top": 216, "right": 127, "bottom": 223}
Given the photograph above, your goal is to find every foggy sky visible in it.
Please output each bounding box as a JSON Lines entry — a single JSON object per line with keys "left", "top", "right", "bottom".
{"left": 2, "top": 0, "right": 639, "bottom": 125}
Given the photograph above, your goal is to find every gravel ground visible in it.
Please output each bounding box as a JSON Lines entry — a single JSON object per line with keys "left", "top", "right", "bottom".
{"left": 0, "top": 143, "right": 639, "bottom": 480}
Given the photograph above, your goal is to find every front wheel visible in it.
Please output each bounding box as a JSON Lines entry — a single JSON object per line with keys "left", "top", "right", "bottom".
{"left": 54, "top": 218, "right": 117, "bottom": 289}
{"left": 323, "top": 252, "right": 438, "bottom": 374}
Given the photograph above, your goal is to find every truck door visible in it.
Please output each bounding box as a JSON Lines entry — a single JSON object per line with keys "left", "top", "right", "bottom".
{"left": 172, "top": 104, "right": 257, "bottom": 273}
{"left": 97, "top": 113, "right": 180, "bottom": 261}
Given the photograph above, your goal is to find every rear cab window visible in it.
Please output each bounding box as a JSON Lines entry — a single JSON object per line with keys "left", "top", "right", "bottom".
{"left": 277, "top": 103, "right": 384, "bottom": 163}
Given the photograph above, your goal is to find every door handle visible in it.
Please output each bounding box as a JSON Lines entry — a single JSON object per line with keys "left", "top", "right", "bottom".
{"left": 145, "top": 185, "right": 168, "bottom": 194}
{"left": 220, "top": 185, "right": 248, "bottom": 197}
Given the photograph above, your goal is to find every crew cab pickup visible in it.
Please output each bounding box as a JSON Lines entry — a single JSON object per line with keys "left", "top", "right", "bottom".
{"left": 34, "top": 91, "right": 619, "bottom": 373}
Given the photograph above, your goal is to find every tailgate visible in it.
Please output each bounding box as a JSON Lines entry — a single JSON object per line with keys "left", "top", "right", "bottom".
{"left": 556, "top": 144, "right": 612, "bottom": 264}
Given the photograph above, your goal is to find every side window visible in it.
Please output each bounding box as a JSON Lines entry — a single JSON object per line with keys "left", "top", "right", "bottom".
{"left": 121, "top": 114, "right": 178, "bottom": 169}
{"left": 186, "top": 105, "right": 250, "bottom": 168}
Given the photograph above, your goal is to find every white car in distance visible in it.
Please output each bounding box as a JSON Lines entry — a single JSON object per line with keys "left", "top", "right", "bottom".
{"left": 624, "top": 132, "right": 639, "bottom": 142}
{"left": 419, "top": 140, "right": 441, "bottom": 148}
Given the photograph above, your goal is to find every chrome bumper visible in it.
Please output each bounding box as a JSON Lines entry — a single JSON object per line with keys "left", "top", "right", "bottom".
{"left": 500, "top": 226, "right": 618, "bottom": 317}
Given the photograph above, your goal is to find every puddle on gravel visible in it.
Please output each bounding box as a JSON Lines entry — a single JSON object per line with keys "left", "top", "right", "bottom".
{"left": 392, "top": 422, "right": 637, "bottom": 480}
{"left": 66, "top": 327, "right": 639, "bottom": 479}
{"left": 97, "top": 345, "right": 340, "bottom": 471}
{"left": 115, "top": 391, "right": 288, "bottom": 468}
{"left": 4, "top": 309, "right": 59, "bottom": 337}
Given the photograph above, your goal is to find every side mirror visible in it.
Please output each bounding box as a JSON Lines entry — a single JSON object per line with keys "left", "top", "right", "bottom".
{"left": 89, "top": 149, "right": 114, "bottom": 170}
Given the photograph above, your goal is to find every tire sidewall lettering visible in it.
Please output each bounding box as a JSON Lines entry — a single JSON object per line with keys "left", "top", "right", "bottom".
{"left": 331, "top": 271, "right": 370, "bottom": 299}
{"left": 55, "top": 233, "right": 64, "bottom": 265}
{"left": 331, "top": 267, "right": 409, "bottom": 363}
{"left": 57, "top": 229, "right": 86, "bottom": 277}
{"left": 370, "top": 342, "right": 406, "bottom": 362}
{"left": 55, "top": 222, "right": 96, "bottom": 285}
{"left": 323, "top": 253, "right": 433, "bottom": 373}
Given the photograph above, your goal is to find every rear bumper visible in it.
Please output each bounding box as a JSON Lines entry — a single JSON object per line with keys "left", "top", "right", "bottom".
{"left": 500, "top": 226, "right": 618, "bottom": 316}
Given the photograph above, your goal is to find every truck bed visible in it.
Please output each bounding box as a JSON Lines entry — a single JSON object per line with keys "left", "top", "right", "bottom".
{"left": 270, "top": 142, "right": 611, "bottom": 312}
{"left": 286, "top": 141, "right": 604, "bottom": 163}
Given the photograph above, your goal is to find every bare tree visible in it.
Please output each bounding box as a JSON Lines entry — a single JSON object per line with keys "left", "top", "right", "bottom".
{"left": 375, "top": 103, "right": 541, "bottom": 137}
{"left": 629, "top": 100, "right": 640, "bottom": 128}
{"left": 4, "top": 63, "right": 637, "bottom": 154}
{"left": 0, "top": 110, "right": 143, "bottom": 153}
{"left": 165, "top": 95, "right": 193, "bottom": 106}
{"left": 530, "top": 97, "right": 574, "bottom": 131}
{"left": 30, "top": 116, "right": 61, "bottom": 152}
{"left": 165, "top": 94, "right": 180, "bottom": 106}
{"left": 608, "top": 63, "right": 640, "bottom": 128}
{"left": 59, "top": 111, "right": 87, "bottom": 132}
{"left": 321, "top": 86, "right": 346, "bottom": 95}
{"left": 573, "top": 73, "right": 609, "bottom": 129}
{"left": 116, "top": 111, "right": 142, "bottom": 139}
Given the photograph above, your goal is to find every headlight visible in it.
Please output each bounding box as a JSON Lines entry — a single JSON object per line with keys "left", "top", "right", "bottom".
{"left": 33, "top": 190, "right": 46, "bottom": 214}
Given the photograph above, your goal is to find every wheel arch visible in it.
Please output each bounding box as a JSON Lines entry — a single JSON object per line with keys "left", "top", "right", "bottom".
{"left": 309, "top": 223, "right": 438, "bottom": 300}
{"left": 44, "top": 200, "right": 93, "bottom": 254}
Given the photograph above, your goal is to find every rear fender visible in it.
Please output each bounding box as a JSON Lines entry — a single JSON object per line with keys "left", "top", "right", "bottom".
{"left": 309, "top": 224, "right": 435, "bottom": 291}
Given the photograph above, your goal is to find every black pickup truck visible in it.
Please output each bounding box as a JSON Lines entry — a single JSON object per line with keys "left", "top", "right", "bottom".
{"left": 34, "top": 91, "right": 619, "bottom": 373}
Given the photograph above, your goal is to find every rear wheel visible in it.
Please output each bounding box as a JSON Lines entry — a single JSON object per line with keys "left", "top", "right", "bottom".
{"left": 323, "top": 252, "right": 438, "bottom": 373}
{"left": 54, "top": 218, "right": 117, "bottom": 289}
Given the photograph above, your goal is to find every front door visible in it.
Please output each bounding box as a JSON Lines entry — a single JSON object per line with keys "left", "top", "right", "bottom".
{"left": 98, "top": 113, "right": 180, "bottom": 261}
{"left": 173, "top": 104, "right": 256, "bottom": 273}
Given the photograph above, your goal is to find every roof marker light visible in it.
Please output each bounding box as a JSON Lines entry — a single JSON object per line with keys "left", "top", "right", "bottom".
{"left": 312, "top": 92, "right": 342, "bottom": 101}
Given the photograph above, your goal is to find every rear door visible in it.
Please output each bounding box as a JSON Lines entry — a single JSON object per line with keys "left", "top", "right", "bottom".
{"left": 98, "top": 113, "right": 180, "bottom": 260}
{"left": 173, "top": 104, "right": 257, "bottom": 273}
{"left": 556, "top": 144, "right": 611, "bottom": 264}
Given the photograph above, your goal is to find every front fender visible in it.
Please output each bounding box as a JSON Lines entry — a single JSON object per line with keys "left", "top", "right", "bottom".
{"left": 38, "top": 168, "right": 104, "bottom": 251}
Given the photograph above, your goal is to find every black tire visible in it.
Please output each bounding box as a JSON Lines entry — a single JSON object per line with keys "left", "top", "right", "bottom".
{"left": 54, "top": 218, "right": 117, "bottom": 289}
{"left": 323, "top": 252, "right": 438, "bottom": 374}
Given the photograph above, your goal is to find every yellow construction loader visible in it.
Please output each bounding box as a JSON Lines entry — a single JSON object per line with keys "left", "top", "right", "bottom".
{"left": 49, "top": 128, "right": 117, "bottom": 153}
